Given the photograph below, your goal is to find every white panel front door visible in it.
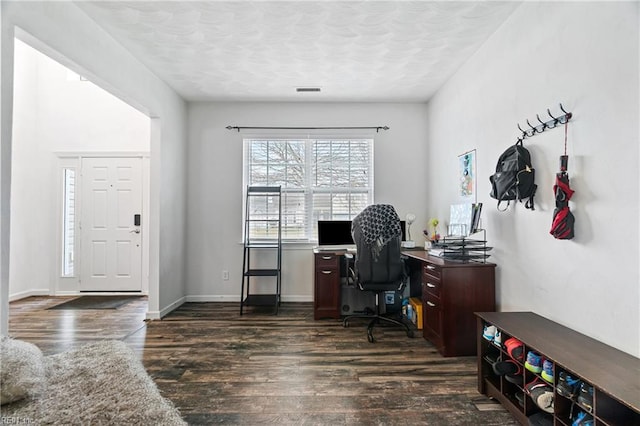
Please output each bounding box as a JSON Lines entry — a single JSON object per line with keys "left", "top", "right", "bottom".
{"left": 80, "top": 157, "right": 142, "bottom": 291}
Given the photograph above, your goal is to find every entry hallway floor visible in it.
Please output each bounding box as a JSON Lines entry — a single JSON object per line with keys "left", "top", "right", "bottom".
{"left": 8, "top": 297, "right": 517, "bottom": 425}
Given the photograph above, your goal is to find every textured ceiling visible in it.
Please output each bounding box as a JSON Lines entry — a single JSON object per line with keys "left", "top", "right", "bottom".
{"left": 75, "top": 1, "right": 520, "bottom": 102}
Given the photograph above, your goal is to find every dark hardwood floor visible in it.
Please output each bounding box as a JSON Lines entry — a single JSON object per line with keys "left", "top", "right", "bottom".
{"left": 8, "top": 297, "right": 516, "bottom": 425}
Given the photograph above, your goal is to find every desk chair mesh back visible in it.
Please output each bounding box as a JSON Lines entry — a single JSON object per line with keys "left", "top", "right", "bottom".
{"left": 343, "top": 204, "right": 414, "bottom": 343}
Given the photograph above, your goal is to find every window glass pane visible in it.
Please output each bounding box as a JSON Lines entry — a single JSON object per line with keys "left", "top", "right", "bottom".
{"left": 247, "top": 195, "right": 279, "bottom": 221}
{"left": 349, "top": 193, "right": 370, "bottom": 215}
{"left": 313, "top": 141, "right": 332, "bottom": 187}
{"left": 331, "top": 193, "right": 351, "bottom": 219}
{"left": 250, "top": 141, "right": 269, "bottom": 164}
{"left": 249, "top": 165, "right": 267, "bottom": 185}
{"left": 245, "top": 138, "right": 373, "bottom": 241}
{"left": 268, "top": 165, "right": 286, "bottom": 186}
{"left": 281, "top": 192, "right": 306, "bottom": 239}
{"left": 312, "top": 193, "right": 332, "bottom": 221}
{"left": 62, "top": 168, "right": 75, "bottom": 276}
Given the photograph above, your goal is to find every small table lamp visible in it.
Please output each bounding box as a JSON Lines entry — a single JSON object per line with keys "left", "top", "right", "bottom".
{"left": 404, "top": 213, "right": 416, "bottom": 248}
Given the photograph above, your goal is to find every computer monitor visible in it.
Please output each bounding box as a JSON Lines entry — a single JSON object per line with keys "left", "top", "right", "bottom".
{"left": 317, "top": 220, "right": 354, "bottom": 246}
{"left": 317, "top": 220, "right": 406, "bottom": 246}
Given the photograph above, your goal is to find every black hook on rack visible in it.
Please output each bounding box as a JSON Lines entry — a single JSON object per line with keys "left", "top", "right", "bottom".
{"left": 546, "top": 110, "right": 558, "bottom": 129}
{"left": 516, "top": 103, "right": 572, "bottom": 144}
{"left": 517, "top": 123, "right": 531, "bottom": 141}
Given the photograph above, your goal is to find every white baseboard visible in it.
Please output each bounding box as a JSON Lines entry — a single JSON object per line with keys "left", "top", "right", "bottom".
{"left": 145, "top": 311, "right": 161, "bottom": 320}
{"left": 55, "top": 291, "right": 148, "bottom": 297}
{"left": 281, "top": 295, "right": 313, "bottom": 303}
{"left": 185, "top": 295, "right": 313, "bottom": 303}
{"left": 185, "top": 295, "right": 239, "bottom": 302}
{"left": 146, "top": 296, "right": 186, "bottom": 320}
{"left": 9, "top": 289, "right": 50, "bottom": 302}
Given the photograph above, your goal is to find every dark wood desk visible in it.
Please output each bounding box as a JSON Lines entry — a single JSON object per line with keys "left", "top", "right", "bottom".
{"left": 313, "top": 249, "right": 496, "bottom": 356}
{"left": 312, "top": 248, "right": 416, "bottom": 320}
{"left": 313, "top": 249, "right": 347, "bottom": 320}
{"left": 403, "top": 250, "right": 496, "bottom": 357}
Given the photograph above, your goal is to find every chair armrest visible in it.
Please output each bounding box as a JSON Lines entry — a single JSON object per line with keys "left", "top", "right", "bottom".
{"left": 344, "top": 253, "right": 356, "bottom": 286}
{"left": 397, "top": 258, "right": 408, "bottom": 292}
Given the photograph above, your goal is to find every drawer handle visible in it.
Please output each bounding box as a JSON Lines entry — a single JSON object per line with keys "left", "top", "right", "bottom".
{"left": 426, "top": 283, "right": 436, "bottom": 288}
{"left": 426, "top": 265, "right": 436, "bottom": 270}
{"left": 321, "top": 270, "right": 333, "bottom": 274}
{"left": 426, "top": 301, "right": 436, "bottom": 307}
{"left": 322, "top": 256, "right": 332, "bottom": 260}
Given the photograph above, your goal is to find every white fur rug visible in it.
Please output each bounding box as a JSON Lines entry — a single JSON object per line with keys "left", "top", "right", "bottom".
{"left": 1, "top": 340, "right": 186, "bottom": 425}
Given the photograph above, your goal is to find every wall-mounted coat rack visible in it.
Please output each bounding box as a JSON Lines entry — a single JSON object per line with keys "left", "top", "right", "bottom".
{"left": 516, "top": 103, "right": 572, "bottom": 143}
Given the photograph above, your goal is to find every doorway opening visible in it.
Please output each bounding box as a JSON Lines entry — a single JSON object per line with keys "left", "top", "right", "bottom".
{"left": 9, "top": 38, "right": 151, "bottom": 303}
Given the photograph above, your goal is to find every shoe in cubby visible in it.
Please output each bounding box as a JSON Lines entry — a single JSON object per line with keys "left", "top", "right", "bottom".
{"left": 505, "top": 371, "right": 523, "bottom": 386}
{"left": 493, "top": 330, "right": 502, "bottom": 348}
{"left": 525, "top": 377, "right": 554, "bottom": 414}
{"left": 483, "top": 324, "right": 497, "bottom": 341}
{"left": 492, "top": 358, "right": 521, "bottom": 376}
{"left": 483, "top": 350, "right": 499, "bottom": 366}
{"left": 576, "top": 381, "right": 594, "bottom": 413}
{"left": 556, "top": 370, "right": 581, "bottom": 399}
{"left": 541, "top": 359, "right": 554, "bottom": 383}
{"left": 504, "top": 337, "right": 524, "bottom": 361}
{"left": 525, "top": 351, "right": 543, "bottom": 374}
{"left": 571, "top": 410, "right": 594, "bottom": 426}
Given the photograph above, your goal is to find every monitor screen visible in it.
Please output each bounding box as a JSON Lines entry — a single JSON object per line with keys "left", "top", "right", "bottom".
{"left": 317, "top": 220, "right": 354, "bottom": 246}
{"left": 317, "top": 220, "right": 406, "bottom": 245}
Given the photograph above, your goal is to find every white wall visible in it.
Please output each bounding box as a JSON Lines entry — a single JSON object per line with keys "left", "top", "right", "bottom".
{"left": 1, "top": 1, "right": 188, "bottom": 332}
{"left": 9, "top": 39, "right": 150, "bottom": 300}
{"left": 425, "top": 2, "right": 639, "bottom": 356}
{"left": 186, "top": 102, "right": 429, "bottom": 301}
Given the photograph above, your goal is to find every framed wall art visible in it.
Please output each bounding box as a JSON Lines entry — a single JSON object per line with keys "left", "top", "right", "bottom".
{"left": 458, "top": 149, "right": 477, "bottom": 203}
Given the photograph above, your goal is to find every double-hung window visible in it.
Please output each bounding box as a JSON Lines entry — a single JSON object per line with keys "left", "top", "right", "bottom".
{"left": 243, "top": 137, "right": 374, "bottom": 242}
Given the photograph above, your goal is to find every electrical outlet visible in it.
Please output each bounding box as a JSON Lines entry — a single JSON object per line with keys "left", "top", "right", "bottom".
{"left": 222, "top": 270, "right": 229, "bottom": 280}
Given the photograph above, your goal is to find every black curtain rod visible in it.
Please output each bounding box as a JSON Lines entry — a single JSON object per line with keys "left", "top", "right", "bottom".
{"left": 226, "top": 125, "right": 389, "bottom": 132}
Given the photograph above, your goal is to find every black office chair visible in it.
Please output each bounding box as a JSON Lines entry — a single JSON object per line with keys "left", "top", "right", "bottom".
{"left": 342, "top": 204, "right": 414, "bottom": 343}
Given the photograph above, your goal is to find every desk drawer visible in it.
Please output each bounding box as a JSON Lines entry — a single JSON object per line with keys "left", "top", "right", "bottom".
{"left": 315, "top": 254, "right": 339, "bottom": 269}
{"left": 423, "top": 294, "right": 443, "bottom": 346}
{"left": 423, "top": 263, "right": 441, "bottom": 298}
{"left": 422, "top": 279, "right": 441, "bottom": 298}
{"left": 423, "top": 263, "right": 441, "bottom": 280}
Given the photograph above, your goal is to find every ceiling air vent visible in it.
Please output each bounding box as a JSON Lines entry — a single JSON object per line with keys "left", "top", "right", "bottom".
{"left": 296, "top": 87, "right": 321, "bottom": 93}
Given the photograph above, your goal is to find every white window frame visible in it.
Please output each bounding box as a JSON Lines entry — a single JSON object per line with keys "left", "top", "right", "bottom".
{"left": 243, "top": 136, "right": 374, "bottom": 242}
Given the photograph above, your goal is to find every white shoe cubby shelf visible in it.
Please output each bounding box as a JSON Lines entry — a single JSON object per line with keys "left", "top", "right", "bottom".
{"left": 475, "top": 311, "right": 639, "bottom": 425}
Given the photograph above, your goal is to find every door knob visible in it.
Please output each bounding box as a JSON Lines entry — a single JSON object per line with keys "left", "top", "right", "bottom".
{"left": 130, "top": 228, "right": 141, "bottom": 234}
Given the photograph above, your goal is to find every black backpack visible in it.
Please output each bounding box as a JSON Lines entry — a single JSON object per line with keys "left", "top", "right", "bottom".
{"left": 489, "top": 141, "right": 536, "bottom": 211}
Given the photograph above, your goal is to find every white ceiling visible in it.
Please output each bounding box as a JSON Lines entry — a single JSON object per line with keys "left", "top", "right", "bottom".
{"left": 76, "top": 1, "right": 521, "bottom": 102}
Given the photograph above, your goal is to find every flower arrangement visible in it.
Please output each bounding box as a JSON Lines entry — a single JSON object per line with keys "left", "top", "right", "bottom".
{"left": 423, "top": 218, "right": 441, "bottom": 243}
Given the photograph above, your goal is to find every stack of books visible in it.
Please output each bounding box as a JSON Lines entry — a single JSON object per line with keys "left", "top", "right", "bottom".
{"left": 428, "top": 246, "right": 445, "bottom": 257}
